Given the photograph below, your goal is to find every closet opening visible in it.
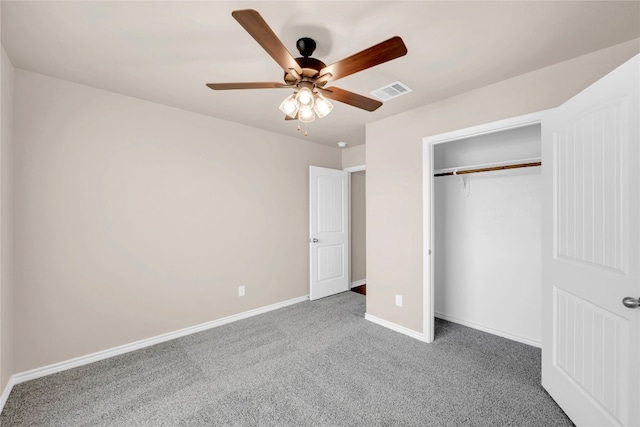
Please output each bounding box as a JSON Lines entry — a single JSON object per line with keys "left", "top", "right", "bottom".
{"left": 423, "top": 113, "right": 545, "bottom": 346}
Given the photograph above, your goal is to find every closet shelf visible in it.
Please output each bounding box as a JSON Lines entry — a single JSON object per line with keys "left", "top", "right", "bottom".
{"left": 433, "top": 157, "right": 542, "bottom": 177}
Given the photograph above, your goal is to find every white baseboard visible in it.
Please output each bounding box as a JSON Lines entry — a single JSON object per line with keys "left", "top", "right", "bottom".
{"left": 8, "top": 295, "right": 309, "bottom": 391}
{"left": 1, "top": 376, "right": 15, "bottom": 413}
{"left": 350, "top": 279, "right": 366, "bottom": 289}
{"left": 435, "top": 312, "right": 541, "bottom": 348}
{"left": 365, "top": 313, "right": 429, "bottom": 343}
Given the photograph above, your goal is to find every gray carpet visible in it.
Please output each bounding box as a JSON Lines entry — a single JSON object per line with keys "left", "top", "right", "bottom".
{"left": 1, "top": 292, "right": 573, "bottom": 426}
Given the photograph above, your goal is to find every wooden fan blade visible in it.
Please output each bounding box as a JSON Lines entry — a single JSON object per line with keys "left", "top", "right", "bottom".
{"left": 206, "top": 82, "right": 290, "bottom": 90}
{"left": 319, "top": 86, "right": 382, "bottom": 112}
{"left": 285, "top": 114, "right": 297, "bottom": 121}
{"left": 232, "top": 9, "right": 302, "bottom": 75}
{"left": 319, "top": 36, "right": 407, "bottom": 83}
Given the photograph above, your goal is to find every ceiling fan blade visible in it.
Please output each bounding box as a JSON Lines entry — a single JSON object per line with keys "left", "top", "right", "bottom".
{"left": 232, "top": 9, "right": 302, "bottom": 76}
{"left": 319, "top": 36, "right": 407, "bottom": 83}
{"left": 284, "top": 114, "right": 297, "bottom": 121}
{"left": 206, "top": 82, "right": 290, "bottom": 90}
{"left": 318, "top": 86, "right": 383, "bottom": 112}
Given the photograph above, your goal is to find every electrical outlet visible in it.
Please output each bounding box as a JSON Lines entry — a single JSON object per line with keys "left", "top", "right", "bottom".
{"left": 239, "top": 286, "right": 245, "bottom": 297}
{"left": 395, "top": 294, "right": 402, "bottom": 307}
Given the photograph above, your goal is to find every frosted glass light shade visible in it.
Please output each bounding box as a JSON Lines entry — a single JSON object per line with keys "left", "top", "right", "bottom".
{"left": 296, "top": 86, "right": 314, "bottom": 111}
{"left": 279, "top": 93, "right": 299, "bottom": 118}
{"left": 313, "top": 93, "right": 333, "bottom": 118}
{"left": 298, "top": 108, "right": 315, "bottom": 123}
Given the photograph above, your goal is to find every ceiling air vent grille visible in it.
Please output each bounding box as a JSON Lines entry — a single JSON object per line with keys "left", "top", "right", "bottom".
{"left": 370, "top": 81, "right": 412, "bottom": 101}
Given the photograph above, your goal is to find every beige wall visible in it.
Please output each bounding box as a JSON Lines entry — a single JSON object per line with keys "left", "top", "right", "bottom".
{"left": 13, "top": 69, "right": 341, "bottom": 372}
{"left": 341, "top": 145, "right": 365, "bottom": 169}
{"left": 350, "top": 171, "right": 366, "bottom": 283}
{"left": 366, "top": 39, "right": 640, "bottom": 332}
{"left": 342, "top": 146, "right": 367, "bottom": 285}
{"left": 1, "top": 46, "right": 14, "bottom": 394}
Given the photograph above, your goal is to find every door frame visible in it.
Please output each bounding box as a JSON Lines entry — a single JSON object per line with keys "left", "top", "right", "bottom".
{"left": 421, "top": 110, "right": 549, "bottom": 343}
{"left": 344, "top": 164, "right": 366, "bottom": 290}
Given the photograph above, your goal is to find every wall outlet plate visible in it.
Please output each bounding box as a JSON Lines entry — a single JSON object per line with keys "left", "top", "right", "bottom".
{"left": 239, "top": 286, "right": 245, "bottom": 297}
{"left": 395, "top": 294, "right": 402, "bottom": 307}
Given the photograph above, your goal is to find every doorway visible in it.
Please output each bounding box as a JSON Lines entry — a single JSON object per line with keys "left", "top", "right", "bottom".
{"left": 309, "top": 165, "right": 366, "bottom": 300}
{"left": 344, "top": 166, "right": 366, "bottom": 296}
{"left": 422, "top": 111, "right": 546, "bottom": 343}
{"left": 432, "top": 124, "right": 541, "bottom": 346}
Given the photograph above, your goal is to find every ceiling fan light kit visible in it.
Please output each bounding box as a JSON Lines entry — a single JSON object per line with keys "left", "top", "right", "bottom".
{"left": 279, "top": 93, "right": 298, "bottom": 118}
{"left": 295, "top": 82, "right": 315, "bottom": 111}
{"left": 207, "top": 9, "right": 408, "bottom": 136}
{"left": 313, "top": 92, "right": 333, "bottom": 118}
{"left": 298, "top": 108, "right": 315, "bottom": 123}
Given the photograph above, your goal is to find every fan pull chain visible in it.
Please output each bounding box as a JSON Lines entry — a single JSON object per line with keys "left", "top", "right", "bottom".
{"left": 296, "top": 121, "right": 309, "bottom": 137}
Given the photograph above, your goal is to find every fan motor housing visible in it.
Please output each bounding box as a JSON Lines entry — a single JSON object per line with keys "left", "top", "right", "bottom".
{"left": 284, "top": 57, "right": 328, "bottom": 86}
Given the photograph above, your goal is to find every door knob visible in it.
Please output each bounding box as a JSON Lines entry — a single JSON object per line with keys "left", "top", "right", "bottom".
{"left": 310, "top": 238, "right": 319, "bottom": 243}
{"left": 622, "top": 297, "right": 640, "bottom": 309}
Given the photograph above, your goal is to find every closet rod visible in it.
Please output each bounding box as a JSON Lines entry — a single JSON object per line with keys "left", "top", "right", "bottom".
{"left": 433, "top": 161, "right": 541, "bottom": 177}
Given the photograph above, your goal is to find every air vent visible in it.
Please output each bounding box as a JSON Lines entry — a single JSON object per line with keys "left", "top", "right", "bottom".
{"left": 370, "top": 81, "right": 412, "bottom": 101}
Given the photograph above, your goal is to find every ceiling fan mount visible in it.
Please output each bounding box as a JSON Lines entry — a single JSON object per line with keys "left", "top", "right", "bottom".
{"left": 296, "top": 37, "right": 316, "bottom": 58}
{"left": 206, "top": 9, "right": 408, "bottom": 122}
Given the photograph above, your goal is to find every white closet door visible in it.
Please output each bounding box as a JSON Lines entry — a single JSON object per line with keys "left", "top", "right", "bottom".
{"left": 541, "top": 55, "right": 639, "bottom": 426}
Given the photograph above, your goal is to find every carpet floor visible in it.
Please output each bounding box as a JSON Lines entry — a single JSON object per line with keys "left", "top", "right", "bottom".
{"left": 1, "top": 292, "right": 573, "bottom": 426}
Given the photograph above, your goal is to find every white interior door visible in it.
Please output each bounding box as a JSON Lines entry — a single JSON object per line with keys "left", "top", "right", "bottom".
{"left": 541, "top": 55, "right": 639, "bottom": 426}
{"left": 309, "top": 166, "right": 349, "bottom": 300}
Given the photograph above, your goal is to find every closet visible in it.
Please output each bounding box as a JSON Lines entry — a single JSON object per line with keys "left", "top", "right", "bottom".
{"left": 433, "top": 124, "right": 542, "bottom": 346}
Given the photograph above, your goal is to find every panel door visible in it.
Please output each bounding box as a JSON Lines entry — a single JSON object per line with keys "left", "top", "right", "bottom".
{"left": 541, "top": 55, "right": 639, "bottom": 426}
{"left": 309, "top": 166, "right": 349, "bottom": 300}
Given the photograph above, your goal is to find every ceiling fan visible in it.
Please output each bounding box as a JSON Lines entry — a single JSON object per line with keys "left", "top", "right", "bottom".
{"left": 206, "top": 9, "right": 408, "bottom": 131}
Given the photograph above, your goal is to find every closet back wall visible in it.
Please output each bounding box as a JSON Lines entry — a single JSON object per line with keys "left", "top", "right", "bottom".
{"left": 434, "top": 125, "right": 542, "bottom": 345}
{"left": 13, "top": 69, "right": 342, "bottom": 373}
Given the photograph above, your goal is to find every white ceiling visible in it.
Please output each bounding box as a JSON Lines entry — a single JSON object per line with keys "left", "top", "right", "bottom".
{"left": 2, "top": 1, "right": 639, "bottom": 147}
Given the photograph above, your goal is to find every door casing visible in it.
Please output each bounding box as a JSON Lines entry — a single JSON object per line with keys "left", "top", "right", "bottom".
{"left": 422, "top": 111, "right": 549, "bottom": 343}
